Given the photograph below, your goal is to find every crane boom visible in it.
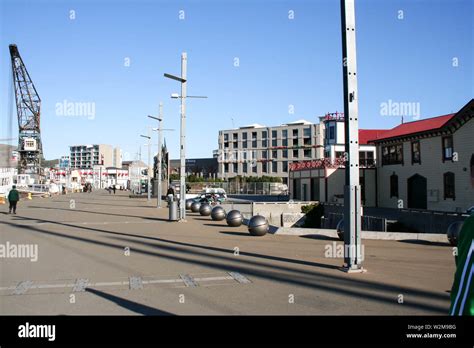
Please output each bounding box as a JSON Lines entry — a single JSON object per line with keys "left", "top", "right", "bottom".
{"left": 9, "top": 44, "right": 43, "bottom": 176}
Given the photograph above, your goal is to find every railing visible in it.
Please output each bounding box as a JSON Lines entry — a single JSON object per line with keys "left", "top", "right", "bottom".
{"left": 187, "top": 182, "right": 288, "bottom": 196}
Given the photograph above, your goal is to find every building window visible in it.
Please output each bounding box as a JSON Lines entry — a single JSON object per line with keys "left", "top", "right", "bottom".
{"left": 304, "top": 138, "right": 311, "bottom": 146}
{"left": 329, "top": 126, "right": 335, "bottom": 140}
{"left": 243, "top": 141, "right": 248, "bottom": 149}
{"left": 411, "top": 141, "right": 421, "bottom": 164}
{"left": 282, "top": 161, "right": 288, "bottom": 172}
{"left": 442, "top": 136, "right": 453, "bottom": 161}
{"left": 282, "top": 130, "right": 288, "bottom": 147}
{"left": 224, "top": 163, "right": 229, "bottom": 173}
{"left": 233, "top": 141, "right": 238, "bottom": 148}
{"left": 262, "top": 162, "right": 267, "bottom": 173}
{"left": 293, "top": 149, "right": 299, "bottom": 158}
{"left": 223, "top": 133, "right": 229, "bottom": 142}
{"left": 233, "top": 163, "right": 238, "bottom": 173}
{"left": 252, "top": 164, "right": 257, "bottom": 173}
{"left": 292, "top": 129, "right": 298, "bottom": 137}
{"left": 304, "top": 149, "right": 311, "bottom": 158}
{"left": 272, "top": 161, "right": 278, "bottom": 173}
{"left": 262, "top": 131, "right": 267, "bottom": 139}
{"left": 272, "top": 130, "right": 277, "bottom": 138}
{"left": 233, "top": 133, "right": 238, "bottom": 140}
{"left": 242, "top": 132, "right": 247, "bottom": 140}
{"left": 282, "top": 139, "right": 288, "bottom": 147}
{"left": 272, "top": 139, "right": 277, "bottom": 147}
{"left": 360, "top": 151, "right": 374, "bottom": 167}
{"left": 282, "top": 150, "right": 288, "bottom": 158}
{"left": 390, "top": 173, "right": 398, "bottom": 198}
{"left": 443, "top": 172, "right": 455, "bottom": 199}
{"left": 243, "top": 163, "right": 248, "bottom": 173}
{"left": 303, "top": 127, "right": 311, "bottom": 137}
{"left": 272, "top": 150, "right": 278, "bottom": 159}
{"left": 262, "top": 151, "right": 267, "bottom": 159}
{"left": 382, "top": 144, "right": 403, "bottom": 165}
{"left": 335, "top": 151, "right": 344, "bottom": 159}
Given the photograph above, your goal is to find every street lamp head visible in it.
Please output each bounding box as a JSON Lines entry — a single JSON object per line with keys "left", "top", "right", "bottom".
{"left": 140, "top": 135, "right": 151, "bottom": 139}
{"left": 171, "top": 93, "right": 180, "bottom": 99}
{"left": 148, "top": 115, "right": 162, "bottom": 121}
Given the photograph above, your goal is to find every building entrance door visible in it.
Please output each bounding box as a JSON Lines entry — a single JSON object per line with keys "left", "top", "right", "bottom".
{"left": 407, "top": 174, "right": 427, "bottom": 209}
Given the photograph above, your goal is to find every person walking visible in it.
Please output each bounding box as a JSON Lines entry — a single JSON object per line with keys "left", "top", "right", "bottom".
{"left": 166, "top": 186, "right": 175, "bottom": 206}
{"left": 7, "top": 185, "right": 20, "bottom": 214}
{"left": 112, "top": 185, "right": 116, "bottom": 194}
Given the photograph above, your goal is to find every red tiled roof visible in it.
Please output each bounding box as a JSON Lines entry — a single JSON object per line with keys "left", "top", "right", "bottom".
{"left": 370, "top": 114, "right": 456, "bottom": 142}
{"left": 358, "top": 129, "right": 388, "bottom": 145}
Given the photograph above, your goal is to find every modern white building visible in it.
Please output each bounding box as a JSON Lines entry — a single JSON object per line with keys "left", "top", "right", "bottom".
{"left": 69, "top": 144, "right": 116, "bottom": 169}
{"left": 217, "top": 119, "right": 325, "bottom": 184}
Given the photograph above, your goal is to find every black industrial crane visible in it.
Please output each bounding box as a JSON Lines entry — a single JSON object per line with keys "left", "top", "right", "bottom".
{"left": 9, "top": 44, "right": 43, "bottom": 176}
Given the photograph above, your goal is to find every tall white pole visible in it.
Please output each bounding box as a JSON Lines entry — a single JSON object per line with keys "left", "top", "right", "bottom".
{"left": 157, "top": 102, "right": 163, "bottom": 208}
{"left": 147, "top": 128, "right": 151, "bottom": 201}
{"left": 179, "top": 53, "right": 187, "bottom": 220}
{"left": 341, "top": 0, "right": 363, "bottom": 272}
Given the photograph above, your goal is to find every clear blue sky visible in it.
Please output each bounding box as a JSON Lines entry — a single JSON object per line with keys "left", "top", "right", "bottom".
{"left": 1, "top": 0, "right": 472, "bottom": 161}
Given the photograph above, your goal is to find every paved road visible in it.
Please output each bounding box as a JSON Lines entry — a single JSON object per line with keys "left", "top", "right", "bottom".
{"left": 0, "top": 191, "right": 455, "bottom": 315}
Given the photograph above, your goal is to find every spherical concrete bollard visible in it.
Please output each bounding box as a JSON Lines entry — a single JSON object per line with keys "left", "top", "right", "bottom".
{"left": 336, "top": 219, "right": 344, "bottom": 241}
{"left": 185, "top": 199, "right": 194, "bottom": 211}
{"left": 248, "top": 215, "right": 269, "bottom": 236}
{"left": 211, "top": 206, "right": 226, "bottom": 221}
{"left": 447, "top": 221, "right": 463, "bottom": 246}
{"left": 226, "top": 210, "right": 243, "bottom": 227}
{"left": 199, "top": 203, "right": 212, "bottom": 216}
{"left": 191, "top": 201, "right": 201, "bottom": 213}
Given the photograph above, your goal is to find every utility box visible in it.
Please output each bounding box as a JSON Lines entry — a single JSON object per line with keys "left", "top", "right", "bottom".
{"left": 169, "top": 200, "right": 178, "bottom": 221}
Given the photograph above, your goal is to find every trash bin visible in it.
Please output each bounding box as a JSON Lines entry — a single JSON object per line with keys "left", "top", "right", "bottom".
{"left": 169, "top": 200, "right": 178, "bottom": 221}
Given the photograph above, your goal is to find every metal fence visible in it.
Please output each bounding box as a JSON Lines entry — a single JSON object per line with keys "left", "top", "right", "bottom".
{"left": 188, "top": 182, "right": 288, "bottom": 196}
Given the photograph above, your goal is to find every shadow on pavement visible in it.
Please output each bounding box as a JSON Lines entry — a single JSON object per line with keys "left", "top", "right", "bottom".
{"left": 85, "top": 288, "right": 174, "bottom": 315}
{"left": 0, "top": 214, "right": 450, "bottom": 314}
{"left": 397, "top": 239, "right": 450, "bottom": 247}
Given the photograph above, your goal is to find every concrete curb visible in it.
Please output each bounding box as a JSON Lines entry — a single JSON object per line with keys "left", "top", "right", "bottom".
{"left": 270, "top": 227, "right": 449, "bottom": 243}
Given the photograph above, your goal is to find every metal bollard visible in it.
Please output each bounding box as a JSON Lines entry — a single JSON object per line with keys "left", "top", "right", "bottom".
{"left": 169, "top": 200, "right": 178, "bottom": 221}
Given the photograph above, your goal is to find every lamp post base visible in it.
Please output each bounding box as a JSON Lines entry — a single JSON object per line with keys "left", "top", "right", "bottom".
{"left": 339, "top": 265, "right": 367, "bottom": 273}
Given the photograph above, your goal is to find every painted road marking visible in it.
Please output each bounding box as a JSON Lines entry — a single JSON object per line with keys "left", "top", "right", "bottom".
{"left": 180, "top": 274, "right": 198, "bottom": 287}
{"left": 1, "top": 273, "right": 251, "bottom": 295}
{"left": 129, "top": 276, "right": 143, "bottom": 290}
{"left": 229, "top": 272, "right": 252, "bottom": 284}
{"left": 13, "top": 281, "right": 33, "bottom": 295}
{"left": 73, "top": 278, "right": 89, "bottom": 292}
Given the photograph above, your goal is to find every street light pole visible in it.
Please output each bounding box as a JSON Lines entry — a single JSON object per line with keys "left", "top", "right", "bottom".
{"left": 341, "top": 0, "right": 364, "bottom": 272}
{"left": 140, "top": 132, "right": 152, "bottom": 201}
{"left": 156, "top": 103, "right": 163, "bottom": 208}
{"left": 164, "top": 53, "right": 207, "bottom": 221}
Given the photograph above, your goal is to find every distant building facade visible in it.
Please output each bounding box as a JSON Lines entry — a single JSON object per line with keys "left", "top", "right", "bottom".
{"left": 288, "top": 99, "right": 474, "bottom": 213}
{"left": 372, "top": 99, "right": 474, "bottom": 212}
{"left": 217, "top": 120, "right": 324, "bottom": 184}
{"left": 170, "top": 158, "right": 218, "bottom": 179}
{"left": 69, "top": 144, "right": 117, "bottom": 169}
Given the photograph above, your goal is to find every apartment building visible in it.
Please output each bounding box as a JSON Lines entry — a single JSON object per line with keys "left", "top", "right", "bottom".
{"left": 217, "top": 120, "right": 324, "bottom": 184}
{"left": 69, "top": 144, "right": 114, "bottom": 169}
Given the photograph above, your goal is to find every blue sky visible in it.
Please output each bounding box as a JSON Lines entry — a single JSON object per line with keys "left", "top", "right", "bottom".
{"left": 0, "top": 0, "right": 472, "bottom": 161}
